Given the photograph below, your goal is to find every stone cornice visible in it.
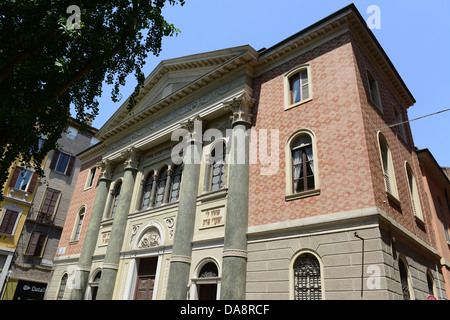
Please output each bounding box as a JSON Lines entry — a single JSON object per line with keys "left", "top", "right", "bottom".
{"left": 97, "top": 47, "right": 258, "bottom": 142}
{"left": 255, "top": 5, "right": 415, "bottom": 108}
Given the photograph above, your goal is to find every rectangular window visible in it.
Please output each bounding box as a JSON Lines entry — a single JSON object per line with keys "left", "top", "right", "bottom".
{"left": 394, "top": 107, "right": 407, "bottom": 141}
{"left": 49, "top": 151, "right": 76, "bottom": 176}
{"left": 55, "top": 152, "right": 71, "bottom": 173}
{"left": 90, "top": 137, "right": 100, "bottom": 147}
{"left": 14, "top": 169, "right": 33, "bottom": 191}
{"left": 66, "top": 126, "right": 78, "bottom": 140}
{"left": 38, "top": 189, "right": 61, "bottom": 223}
{"left": 26, "top": 232, "right": 48, "bottom": 257}
{"left": 367, "top": 70, "right": 382, "bottom": 111}
{"left": 74, "top": 209, "right": 85, "bottom": 241}
{"left": 0, "top": 210, "right": 19, "bottom": 235}
{"left": 85, "top": 166, "right": 97, "bottom": 189}
{"left": 438, "top": 198, "right": 450, "bottom": 243}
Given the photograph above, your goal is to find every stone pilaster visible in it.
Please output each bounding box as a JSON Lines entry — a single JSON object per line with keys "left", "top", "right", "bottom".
{"left": 96, "top": 148, "right": 140, "bottom": 300}
{"left": 165, "top": 116, "right": 203, "bottom": 300}
{"left": 221, "top": 94, "right": 255, "bottom": 300}
{"left": 70, "top": 160, "right": 113, "bottom": 300}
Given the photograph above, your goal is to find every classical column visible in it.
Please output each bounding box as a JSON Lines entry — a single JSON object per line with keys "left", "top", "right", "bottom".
{"left": 166, "top": 116, "right": 202, "bottom": 300}
{"left": 163, "top": 166, "right": 173, "bottom": 204}
{"left": 70, "top": 160, "right": 113, "bottom": 300}
{"left": 221, "top": 94, "right": 255, "bottom": 300}
{"left": 96, "top": 147, "right": 140, "bottom": 300}
{"left": 149, "top": 173, "right": 158, "bottom": 208}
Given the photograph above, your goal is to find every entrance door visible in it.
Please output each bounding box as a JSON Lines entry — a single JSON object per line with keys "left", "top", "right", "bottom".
{"left": 198, "top": 283, "right": 217, "bottom": 300}
{"left": 134, "top": 257, "right": 157, "bottom": 300}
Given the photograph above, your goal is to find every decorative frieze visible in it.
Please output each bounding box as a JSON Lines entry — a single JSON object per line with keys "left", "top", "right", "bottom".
{"left": 105, "top": 77, "right": 243, "bottom": 153}
{"left": 137, "top": 227, "right": 161, "bottom": 248}
{"left": 130, "top": 223, "right": 142, "bottom": 245}
{"left": 164, "top": 217, "right": 175, "bottom": 240}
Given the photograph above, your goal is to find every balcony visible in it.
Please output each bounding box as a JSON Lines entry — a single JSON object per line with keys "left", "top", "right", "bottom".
{"left": 35, "top": 212, "right": 54, "bottom": 225}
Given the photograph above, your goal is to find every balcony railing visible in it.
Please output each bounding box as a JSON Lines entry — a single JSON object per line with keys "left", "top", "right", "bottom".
{"left": 36, "top": 212, "right": 54, "bottom": 225}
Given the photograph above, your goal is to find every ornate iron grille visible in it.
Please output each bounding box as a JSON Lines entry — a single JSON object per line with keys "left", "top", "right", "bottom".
{"left": 294, "top": 253, "right": 321, "bottom": 300}
{"left": 199, "top": 262, "right": 218, "bottom": 278}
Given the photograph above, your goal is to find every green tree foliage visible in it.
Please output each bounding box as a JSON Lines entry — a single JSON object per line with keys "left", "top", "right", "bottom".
{"left": 0, "top": 0, "right": 185, "bottom": 195}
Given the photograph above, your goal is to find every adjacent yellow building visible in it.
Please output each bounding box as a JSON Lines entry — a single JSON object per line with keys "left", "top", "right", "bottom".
{"left": 0, "top": 156, "right": 47, "bottom": 299}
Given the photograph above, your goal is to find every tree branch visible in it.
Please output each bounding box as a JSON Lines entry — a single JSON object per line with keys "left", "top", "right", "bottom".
{"left": 54, "top": 37, "right": 127, "bottom": 100}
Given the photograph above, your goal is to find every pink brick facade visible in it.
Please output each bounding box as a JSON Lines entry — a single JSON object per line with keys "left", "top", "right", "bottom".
{"left": 250, "top": 32, "right": 374, "bottom": 227}
{"left": 249, "top": 30, "right": 435, "bottom": 249}
{"left": 56, "top": 155, "right": 102, "bottom": 258}
{"left": 351, "top": 34, "right": 435, "bottom": 248}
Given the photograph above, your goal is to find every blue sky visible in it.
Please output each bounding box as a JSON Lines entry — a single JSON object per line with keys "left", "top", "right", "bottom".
{"left": 88, "top": 0, "right": 450, "bottom": 166}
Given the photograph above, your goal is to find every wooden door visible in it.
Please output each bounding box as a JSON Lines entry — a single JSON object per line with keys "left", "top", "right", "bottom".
{"left": 134, "top": 276, "right": 155, "bottom": 300}
{"left": 134, "top": 257, "right": 157, "bottom": 300}
{"left": 198, "top": 283, "right": 217, "bottom": 300}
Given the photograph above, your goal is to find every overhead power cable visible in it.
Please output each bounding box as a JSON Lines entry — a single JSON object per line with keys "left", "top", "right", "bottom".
{"left": 375, "top": 108, "right": 450, "bottom": 131}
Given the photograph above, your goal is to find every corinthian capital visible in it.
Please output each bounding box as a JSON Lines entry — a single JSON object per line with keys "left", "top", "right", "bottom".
{"left": 121, "top": 147, "right": 141, "bottom": 170}
{"left": 180, "top": 114, "right": 203, "bottom": 144}
{"left": 99, "top": 160, "right": 114, "bottom": 181}
{"left": 224, "top": 93, "right": 255, "bottom": 126}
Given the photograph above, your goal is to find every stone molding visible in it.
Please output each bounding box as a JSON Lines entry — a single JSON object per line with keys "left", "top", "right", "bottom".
{"left": 170, "top": 255, "right": 192, "bottom": 264}
{"left": 102, "top": 263, "right": 119, "bottom": 271}
{"left": 222, "top": 249, "right": 248, "bottom": 259}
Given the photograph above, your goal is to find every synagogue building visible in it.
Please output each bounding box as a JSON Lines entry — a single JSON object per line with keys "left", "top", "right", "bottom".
{"left": 45, "top": 4, "right": 449, "bottom": 300}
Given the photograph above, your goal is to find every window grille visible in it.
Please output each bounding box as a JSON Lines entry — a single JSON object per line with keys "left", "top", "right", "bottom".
{"left": 199, "top": 262, "right": 219, "bottom": 278}
{"left": 293, "top": 253, "right": 321, "bottom": 300}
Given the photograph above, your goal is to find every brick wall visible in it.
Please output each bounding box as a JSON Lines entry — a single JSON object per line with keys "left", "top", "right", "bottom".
{"left": 350, "top": 34, "right": 435, "bottom": 247}
{"left": 56, "top": 155, "right": 102, "bottom": 258}
{"left": 250, "top": 32, "right": 375, "bottom": 226}
{"left": 249, "top": 30, "right": 435, "bottom": 248}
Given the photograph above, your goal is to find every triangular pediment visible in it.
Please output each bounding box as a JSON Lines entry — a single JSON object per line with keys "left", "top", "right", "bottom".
{"left": 97, "top": 46, "right": 254, "bottom": 139}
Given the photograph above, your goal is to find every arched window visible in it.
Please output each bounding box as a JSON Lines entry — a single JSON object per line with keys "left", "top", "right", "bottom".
{"left": 291, "top": 133, "right": 314, "bottom": 193}
{"left": 110, "top": 181, "right": 121, "bottom": 218}
{"left": 293, "top": 253, "right": 322, "bottom": 300}
{"left": 209, "top": 141, "right": 226, "bottom": 192}
{"left": 57, "top": 273, "right": 68, "bottom": 300}
{"left": 405, "top": 162, "right": 424, "bottom": 222}
{"left": 194, "top": 261, "right": 220, "bottom": 300}
{"left": 141, "top": 171, "right": 154, "bottom": 210}
{"left": 154, "top": 167, "right": 168, "bottom": 207}
{"left": 378, "top": 133, "right": 398, "bottom": 198}
{"left": 427, "top": 270, "right": 435, "bottom": 297}
{"left": 89, "top": 270, "right": 102, "bottom": 300}
{"left": 398, "top": 258, "right": 412, "bottom": 300}
{"left": 169, "top": 164, "right": 183, "bottom": 203}
{"left": 73, "top": 207, "right": 85, "bottom": 241}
